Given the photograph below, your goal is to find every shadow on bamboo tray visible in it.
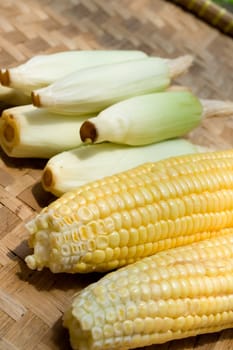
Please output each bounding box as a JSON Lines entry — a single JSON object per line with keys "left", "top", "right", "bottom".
{"left": 0, "top": 146, "right": 46, "bottom": 170}
{"left": 0, "top": 146, "right": 55, "bottom": 208}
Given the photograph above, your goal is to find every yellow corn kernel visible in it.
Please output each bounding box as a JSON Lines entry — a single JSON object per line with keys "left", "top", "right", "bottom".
{"left": 25, "top": 150, "right": 233, "bottom": 273}
{"left": 63, "top": 233, "right": 233, "bottom": 350}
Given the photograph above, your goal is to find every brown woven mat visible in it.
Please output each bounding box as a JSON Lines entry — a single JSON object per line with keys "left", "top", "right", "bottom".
{"left": 1, "top": 0, "right": 233, "bottom": 349}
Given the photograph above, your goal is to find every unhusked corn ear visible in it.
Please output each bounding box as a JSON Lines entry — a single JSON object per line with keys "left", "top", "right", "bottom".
{"left": 0, "top": 50, "right": 147, "bottom": 95}
{"left": 80, "top": 91, "right": 203, "bottom": 145}
{"left": 44, "top": 148, "right": 233, "bottom": 209}
{"left": 42, "top": 147, "right": 232, "bottom": 199}
{"left": 0, "top": 104, "right": 93, "bottom": 158}
{"left": 31, "top": 55, "right": 193, "bottom": 115}
{"left": 42, "top": 139, "right": 208, "bottom": 196}
{"left": 63, "top": 232, "right": 233, "bottom": 350}
{"left": 79, "top": 93, "right": 233, "bottom": 146}
{"left": 25, "top": 149, "right": 233, "bottom": 273}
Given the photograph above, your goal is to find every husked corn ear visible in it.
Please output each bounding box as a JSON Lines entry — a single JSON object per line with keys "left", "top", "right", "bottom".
{"left": 63, "top": 232, "right": 233, "bottom": 350}
{"left": 25, "top": 149, "right": 233, "bottom": 273}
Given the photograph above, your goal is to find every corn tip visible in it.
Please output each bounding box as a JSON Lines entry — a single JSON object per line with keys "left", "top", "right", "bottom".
{"left": 166, "top": 85, "right": 191, "bottom": 93}
{"left": 25, "top": 254, "right": 37, "bottom": 270}
{"left": 167, "top": 54, "right": 194, "bottom": 79}
{"left": 201, "top": 99, "right": 233, "bottom": 119}
{"left": 181, "top": 54, "right": 194, "bottom": 67}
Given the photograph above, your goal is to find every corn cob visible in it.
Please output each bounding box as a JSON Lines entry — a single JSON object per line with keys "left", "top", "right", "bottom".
{"left": 42, "top": 139, "right": 209, "bottom": 196}
{"left": 31, "top": 55, "right": 193, "bottom": 115}
{"left": 0, "top": 50, "right": 147, "bottom": 95}
{"left": 63, "top": 231, "right": 233, "bottom": 350}
{"left": 25, "top": 149, "right": 233, "bottom": 273}
{"left": 80, "top": 92, "right": 233, "bottom": 146}
{"left": 0, "top": 104, "right": 94, "bottom": 158}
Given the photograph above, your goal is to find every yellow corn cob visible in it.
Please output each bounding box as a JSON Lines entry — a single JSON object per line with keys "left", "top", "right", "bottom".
{"left": 63, "top": 231, "right": 233, "bottom": 350}
{"left": 25, "top": 149, "right": 233, "bottom": 273}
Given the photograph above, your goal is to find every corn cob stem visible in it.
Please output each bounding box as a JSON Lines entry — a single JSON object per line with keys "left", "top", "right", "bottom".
{"left": 63, "top": 232, "right": 233, "bottom": 350}
{"left": 25, "top": 149, "right": 233, "bottom": 273}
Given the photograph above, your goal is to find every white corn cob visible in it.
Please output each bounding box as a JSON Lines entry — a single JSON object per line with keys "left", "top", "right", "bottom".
{"left": 42, "top": 139, "right": 209, "bottom": 196}
{"left": 0, "top": 50, "right": 147, "bottom": 95}
{"left": 31, "top": 55, "right": 193, "bottom": 115}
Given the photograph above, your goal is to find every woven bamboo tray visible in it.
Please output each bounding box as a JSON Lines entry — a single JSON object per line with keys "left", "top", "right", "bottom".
{"left": 170, "top": 0, "right": 233, "bottom": 37}
{"left": 0, "top": 0, "right": 233, "bottom": 349}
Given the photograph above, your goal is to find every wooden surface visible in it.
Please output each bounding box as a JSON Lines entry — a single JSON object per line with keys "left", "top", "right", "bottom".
{"left": 0, "top": 0, "right": 233, "bottom": 349}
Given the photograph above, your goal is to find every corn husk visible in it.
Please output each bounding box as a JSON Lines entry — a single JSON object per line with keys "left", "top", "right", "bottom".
{"left": 80, "top": 91, "right": 203, "bottom": 146}
{"left": 42, "top": 139, "right": 209, "bottom": 196}
{"left": 31, "top": 55, "right": 193, "bottom": 115}
{"left": 0, "top": 50, "right": 147, "bottom": 95}
{"left": 0, "top": 104, "right": 93, "bottom": 158}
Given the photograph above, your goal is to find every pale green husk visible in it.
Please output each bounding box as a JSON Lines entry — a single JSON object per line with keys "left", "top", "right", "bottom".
{"left": 4, "top": 50, "right": 147, "bottom": 95}
{"left": 84, "top": 91, "right": 203, "bottom": 145}
{"left": 0, "top": 104, "right": 93, "bottom": 158}
{"left": 34, "top": 57, "right": 170, "bottom": 115}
